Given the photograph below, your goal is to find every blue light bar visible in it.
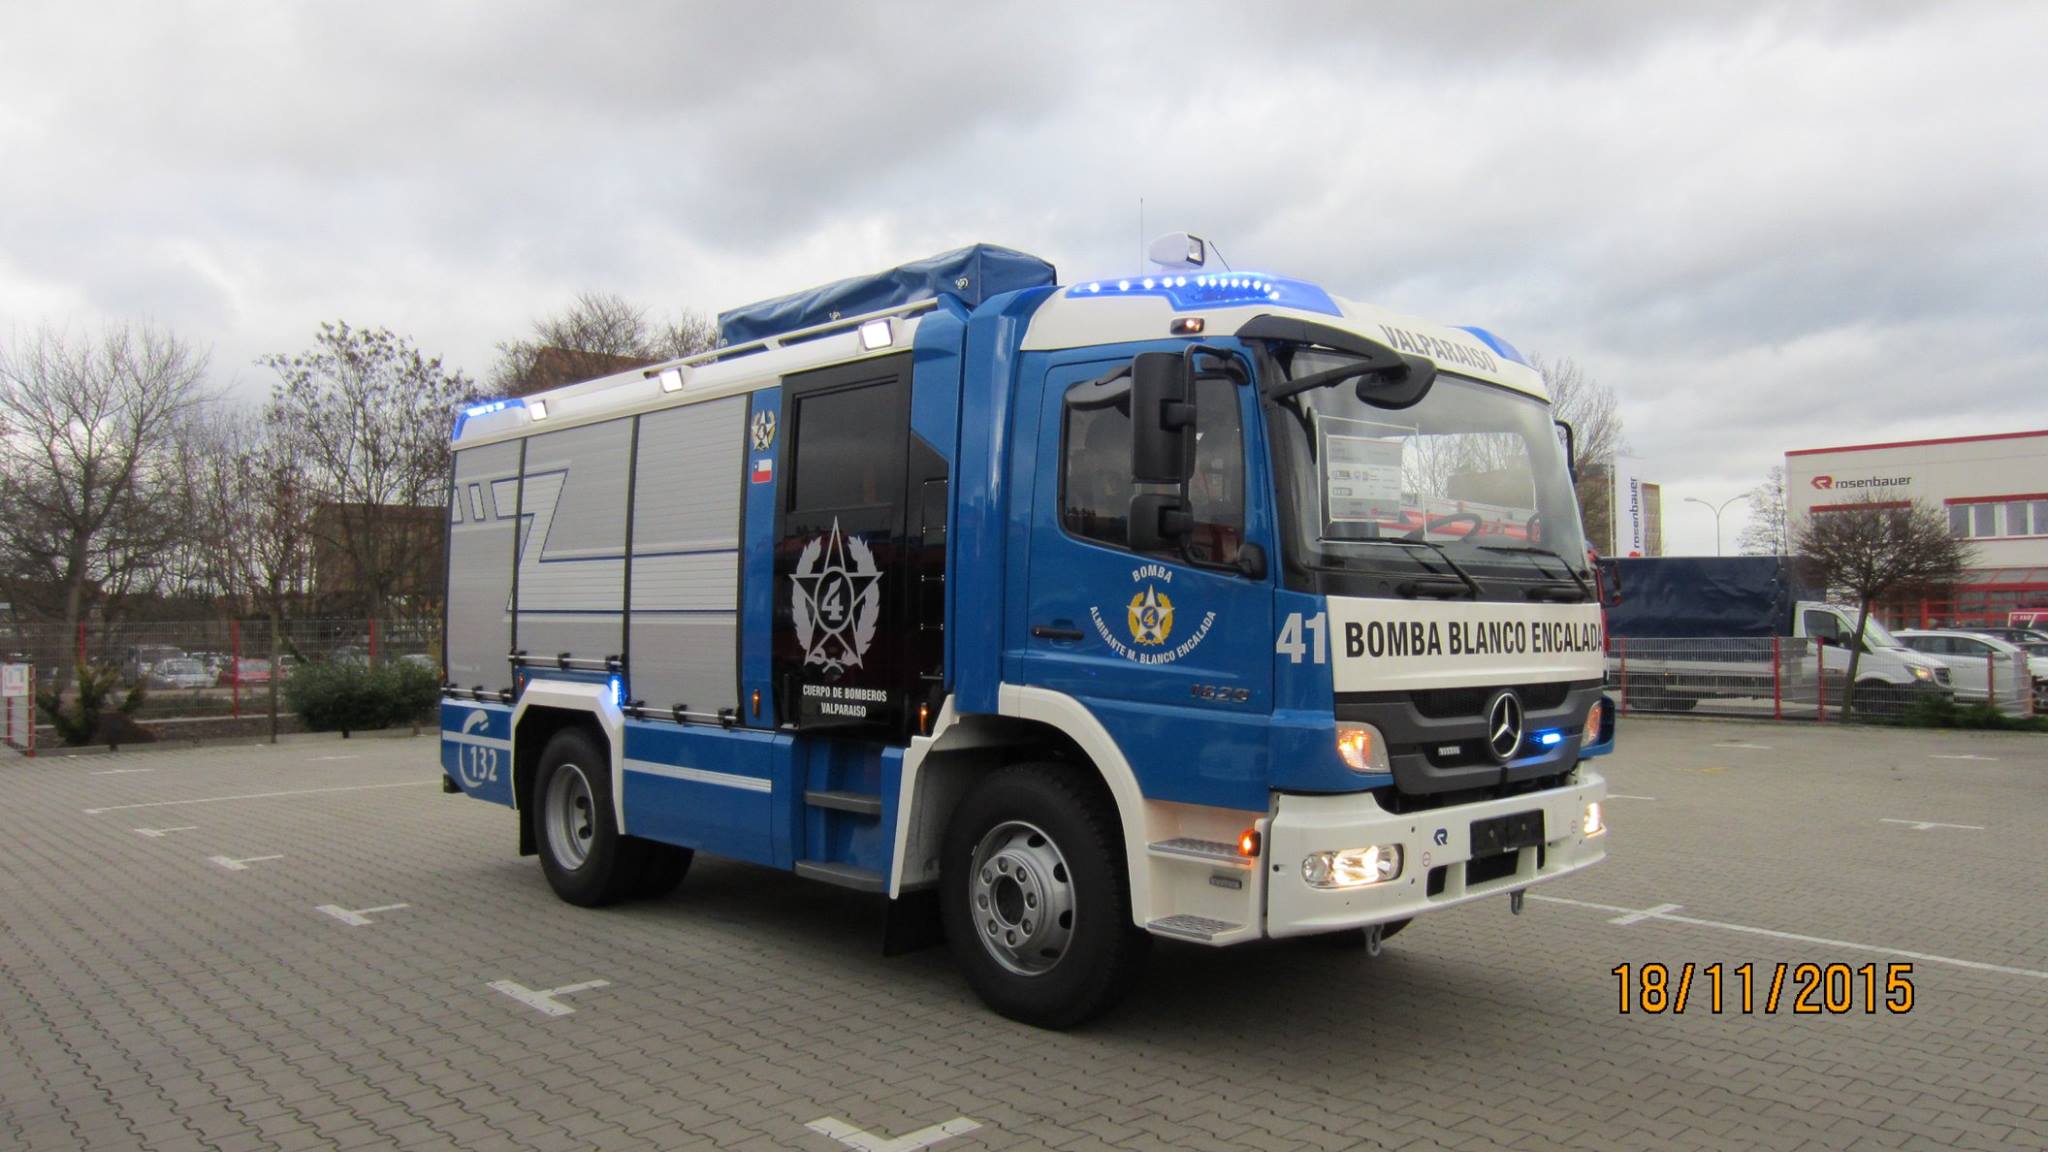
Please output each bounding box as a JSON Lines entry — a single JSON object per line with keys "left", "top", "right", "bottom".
{"left": 451, "top": 398, "right": 518, "bottom": 441}
{"left": 609, "top": 674, "right": 624, "bottom": 708}
{"left": 1535, "top": 729, "right": 1564, "bottom": 747}
{"left": 1065, "top": 272, "right": 1341, "bottom": 317}
{"left": 1455, "top": 326, "right": 1529, "bottom": 367}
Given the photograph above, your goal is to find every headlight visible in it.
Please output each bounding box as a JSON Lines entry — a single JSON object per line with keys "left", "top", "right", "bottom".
{"left": 1584, "top": 801, "right": 1606, "bottom": 837}
{"left": 1335, "top": 723, "right": 1389, "bottom": 773}
{"left": 1302, "top": 844, "right": 1403, "bottom": 888}
{"left": 1910, "top": 666, "right": 1933, "bottom": 681}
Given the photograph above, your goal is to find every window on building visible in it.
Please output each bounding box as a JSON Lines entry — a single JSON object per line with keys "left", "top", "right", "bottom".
{"left": 1062, "top": 374, "right": 1245, "bottom": 567}
{"left": 1950, "top": 505, "right": 1970, "bottom": 538}
{"left": 1974, "top": 503, "right": 1998, "bottom": 537}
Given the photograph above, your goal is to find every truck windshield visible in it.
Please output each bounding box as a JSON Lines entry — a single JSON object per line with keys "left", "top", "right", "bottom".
{"left": 1264, "top": 348, "right": 1590, "bottom": 599}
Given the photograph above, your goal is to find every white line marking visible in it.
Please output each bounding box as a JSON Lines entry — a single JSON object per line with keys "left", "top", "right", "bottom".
{"left": 623, "top": 757, "right": 772, "bottom": 793}
{"left": 132, "top": 826, "right": 198, "bottom": 838}
{"left": 487, "top": 979, "right": 610, "bottom": 1017}
{"left": 89, "top": 767, "right": 155, "bottom": 775}
{"left": 209, "top": 854, "right": 283, "bottom": 871}
{"left": 1713, "top": 742, "right": 1773, "bottom": 750}
{"left": 1930, "top": 754, "right": 1999, "bottom": 761}
{"left": 1606, "top": 793, "right": 1657, "bottom": 801}
{"left": 316, "top": 902, "right": 410, "bottom": 927}
{"left": 84, "top": 780, "right": 434, "bottom": 814}
{"left": 1609, "top": 902, "right": 1683, "bottom": 926}
{"left": 1880, "top": 818, "right": 1985, "bottom": 832}
{"left": 1532, "top": 895, "right": 2048, "bottom": 980}
{"left": 805, "top": 1117, "right": 983, "bottom": 1152}
{"left": 308, "top": 755, "right": 360, "bottom": 762}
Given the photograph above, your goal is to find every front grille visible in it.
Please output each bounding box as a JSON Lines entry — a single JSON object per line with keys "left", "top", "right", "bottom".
{"left": 1410, "top": 680, "right": 1578, "bottom": 720}
{"left": 1935, "top": 667, "right": 1951, "bottom": 686}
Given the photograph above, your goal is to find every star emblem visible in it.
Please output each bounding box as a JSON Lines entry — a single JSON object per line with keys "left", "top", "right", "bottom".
{"left": 1127, "top": 584, "right": 1174, "bottom": 647}
{"left": 790, "top": 518, "right": 882, "bottom": 672}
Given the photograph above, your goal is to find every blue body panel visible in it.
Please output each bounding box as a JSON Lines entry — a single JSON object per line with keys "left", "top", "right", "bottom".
{"left": 741, "top": 387, "right": 783, "bottom": 728}
{"left": 440, "top": 700, "right": 514, "bottom": 806}
{"left": 621, "top": 720, "right": 781, "bottom": 866}
{"left": 718, "top": 245, "right": 1055, "bottom": 347}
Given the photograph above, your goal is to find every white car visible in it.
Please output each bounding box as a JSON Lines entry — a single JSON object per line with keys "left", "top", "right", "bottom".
{"left": 148, "top": 657, "right": 216, "bottom": 690}
{"left": 1894, "top": 630, "right": 2042, "bottom": 709}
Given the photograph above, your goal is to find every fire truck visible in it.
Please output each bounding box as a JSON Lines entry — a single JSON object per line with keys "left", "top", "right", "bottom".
{"left": 440, "top": 240, "right": 1614, "bottom": 1027}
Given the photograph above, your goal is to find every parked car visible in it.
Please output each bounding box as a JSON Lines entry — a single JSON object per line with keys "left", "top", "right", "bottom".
{"left": 123, "top": 644, "right": 187, "bottom": 682}
{"left": 148, "top": 658, "right": 216, "bottom": 690}
{"left": 397, "top": 652, "right": 436, "bottom": 672}
{"left": 216, "top": 658, "right": 274, "bottom": 687}
{"left": 1893, "top": 630, "right": 2041, "bottom": 708}
{"left": 1961, "top": 625, "right": 2048, "bottom": 646}
{"left": 330, "top": 645, "right": 370, "bottom": 666}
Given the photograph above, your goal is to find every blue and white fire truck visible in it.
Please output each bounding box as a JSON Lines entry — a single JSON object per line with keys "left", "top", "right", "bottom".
{"left": 439, "top": 240, "right": 1615, "bottom": 1027}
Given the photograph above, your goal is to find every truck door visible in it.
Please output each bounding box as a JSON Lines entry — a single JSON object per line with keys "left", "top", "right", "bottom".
{"left": 774, "top": 352, "right": 933, "bottom": 734}
{"left": 1017, "top": 355, "right": 1275, "bottom": 809}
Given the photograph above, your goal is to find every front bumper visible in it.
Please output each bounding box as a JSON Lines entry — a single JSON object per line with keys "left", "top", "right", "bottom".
{"left": 1264, "top": 769, "right": 1607, "bottom": 937}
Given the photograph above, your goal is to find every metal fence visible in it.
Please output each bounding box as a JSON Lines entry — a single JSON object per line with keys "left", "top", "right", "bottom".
{"left": 1606, "top": 636, "right": 2036, "bottom": 723}
{"left": 3, "top": 618, "right": 439, "bottom": 737}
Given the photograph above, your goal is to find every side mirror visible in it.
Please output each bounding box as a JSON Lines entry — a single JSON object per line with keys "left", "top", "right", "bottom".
{"left": 1131, "top": 351, "right": 1195, "bottom": 484}
{"left": 1128, "top": 493, "right": 1192, "bottom": 551}
{"left": 1555, "top": 419, "right": 1578, "bottom": 481}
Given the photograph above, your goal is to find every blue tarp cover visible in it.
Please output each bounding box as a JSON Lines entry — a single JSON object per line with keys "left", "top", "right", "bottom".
{"left": 717, "top": 244, "right": 1056, "bottom": 347}
{"left": 1599, "top": 556, "right": 1820, "bottom": 638}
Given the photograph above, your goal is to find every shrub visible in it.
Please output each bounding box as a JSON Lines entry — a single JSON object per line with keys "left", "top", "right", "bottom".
{"left": 35, "top": 663, "right": 151, "bottom": 747}
{"left": 286, "top": 659, "right": 441, "bottom": 734}
{"left": 1902, "top": 693, "right": 2048, "bottom": 733}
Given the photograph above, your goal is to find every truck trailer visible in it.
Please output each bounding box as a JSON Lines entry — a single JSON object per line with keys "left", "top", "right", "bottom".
{"left": 439, "top": 243, "right": 1616, "bottom": 1026}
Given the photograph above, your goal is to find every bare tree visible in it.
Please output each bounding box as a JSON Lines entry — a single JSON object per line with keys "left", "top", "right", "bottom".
{"left": 491, "top": 291, "right": 720, "bottom": 394}
{"left": 1794, "top": 496, "right": 1971, "bottom": 715}
{"left": 262, "top": 322, "right": 478, "bottom": 628}
{"left": 1737, "top": 465, "right": 1790, "bottom": 556}
{"left": 0, "top": 323, "right": 212, "bottom": 666}
{"left": 1527, "top": 354, "right": 1624, "bottom": 553}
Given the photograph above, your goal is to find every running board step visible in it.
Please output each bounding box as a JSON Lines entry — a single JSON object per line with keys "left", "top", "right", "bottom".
{"left": 1147, "top": 837, "right": 1253, "bottom": 868}
{"left": 804, "top": 789, "right": 882, "bottom": 817}
{"left": 1147, "top": 914, "right": 1242, "bottom": 943}
{"left": 794, "top": 860, "right": 887, "bottom": 893}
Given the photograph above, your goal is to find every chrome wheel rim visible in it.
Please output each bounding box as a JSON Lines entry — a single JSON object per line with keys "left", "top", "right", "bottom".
{"left": 969, "top": 820, "right": 1076, "bottom": 976}
{"left": 544, "top": 762, "right": 596, "bottom": 870}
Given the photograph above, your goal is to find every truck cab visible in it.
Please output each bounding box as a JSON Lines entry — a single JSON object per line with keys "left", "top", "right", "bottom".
{"left": 439, "top": 245, "right": 1615, "bottom": 1027}
{"left": 1792, "top": 601, "right": 1949, "bottom": 691}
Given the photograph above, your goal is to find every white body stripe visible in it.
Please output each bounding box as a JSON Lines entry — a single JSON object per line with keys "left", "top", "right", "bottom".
{"left": 622, "top": 758, "right": 772, "bottom": 793}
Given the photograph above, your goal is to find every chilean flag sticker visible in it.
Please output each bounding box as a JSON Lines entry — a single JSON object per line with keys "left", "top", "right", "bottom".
{"left": 751, "top": 457, "right": 773, "bottom": 484}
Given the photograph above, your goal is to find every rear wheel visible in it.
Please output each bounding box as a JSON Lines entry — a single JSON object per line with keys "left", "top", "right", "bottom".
{"left": 941, "top": 763, "right": 1149, "bottom": 1029}
{"left": 534, "top": 729, "right": 644, "bottom": 906}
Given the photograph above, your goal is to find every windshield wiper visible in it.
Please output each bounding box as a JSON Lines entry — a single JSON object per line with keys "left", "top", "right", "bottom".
{"left": 1385, "top": 539, "right": 1484, "bottom": 600}
{"left": 1472, "top": 544, "right": 1594, "bottom": 602}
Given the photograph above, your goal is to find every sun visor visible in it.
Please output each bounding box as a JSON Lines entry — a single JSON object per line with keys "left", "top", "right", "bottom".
{"left": 716, "top": 244, "right": 1055, "bottom": 347}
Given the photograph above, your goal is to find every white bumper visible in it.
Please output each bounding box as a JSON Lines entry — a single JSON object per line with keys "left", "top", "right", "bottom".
{"left": 1264, "top": 770, "right": 1607, "bottom": 937}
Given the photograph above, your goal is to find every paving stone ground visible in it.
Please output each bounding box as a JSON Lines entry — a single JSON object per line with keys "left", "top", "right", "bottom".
{"left": 1, "top": 718, "right": 2044, "bottom": 1151}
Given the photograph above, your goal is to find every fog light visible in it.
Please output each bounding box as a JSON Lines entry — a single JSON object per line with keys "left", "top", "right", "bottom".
{"left": 1584, "top": 801, "right": 1605, "bottom": 837}
{"left": 1585, "top": 700, "right": 1605, "bottom": 741}
{"left": 1302, "top": 844, "right": 1403, "bottom": 889}
{"left": 1335, "top": 723, "right": 1389, "bottom": 773}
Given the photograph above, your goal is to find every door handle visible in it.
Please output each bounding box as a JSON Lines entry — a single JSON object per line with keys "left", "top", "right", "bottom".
{"left": 1031, "top": 624, "right": 1085, "bottom": 642}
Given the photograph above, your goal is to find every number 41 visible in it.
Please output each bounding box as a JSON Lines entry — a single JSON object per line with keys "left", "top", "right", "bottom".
{"left": 1276, "top": 612, "right": 1328, "bottom": 664}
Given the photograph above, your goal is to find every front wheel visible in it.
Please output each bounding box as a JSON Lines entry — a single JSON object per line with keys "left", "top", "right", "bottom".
{"left": 941, "top": 764, "right": 1149, "bottom": 1029}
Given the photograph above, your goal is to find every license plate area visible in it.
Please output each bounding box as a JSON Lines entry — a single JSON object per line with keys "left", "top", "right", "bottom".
{"left": 1470, "top": 810, "right": 1545, "bottom": 858}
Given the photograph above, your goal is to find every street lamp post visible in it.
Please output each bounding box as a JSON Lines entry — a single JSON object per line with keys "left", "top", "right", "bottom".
{"left": 1684, "top": 494, "right": 1749, "bottom": 557}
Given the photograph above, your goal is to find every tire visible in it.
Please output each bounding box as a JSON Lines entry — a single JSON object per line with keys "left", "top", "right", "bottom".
{"left": 941, "top": 763, "right": 1150, "bottom": 1029}
{"left": 631, "top": 842, "right": 694, "bottom": 899}
{"left": 534, "top": 729, "right": 644, "bottom": 907}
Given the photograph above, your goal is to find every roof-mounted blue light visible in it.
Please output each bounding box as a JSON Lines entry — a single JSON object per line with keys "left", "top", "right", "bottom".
{"left": 1454, "top": 326, "right": 1529, "bottom": 367}
{"left": 1066, "top": 272, "right": 1341, "bottom": 317}
{"left": 451, "top": 398, "right": 518, "bottom": 441}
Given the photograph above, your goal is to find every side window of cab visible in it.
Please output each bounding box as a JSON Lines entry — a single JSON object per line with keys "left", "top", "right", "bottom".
{"left": 1059, "top": 375, "right": 1245, "bottom": 567}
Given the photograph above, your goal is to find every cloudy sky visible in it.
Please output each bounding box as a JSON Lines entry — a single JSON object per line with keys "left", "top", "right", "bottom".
{"left": 3, "top": 1, "right": 2042, "bottom": 554}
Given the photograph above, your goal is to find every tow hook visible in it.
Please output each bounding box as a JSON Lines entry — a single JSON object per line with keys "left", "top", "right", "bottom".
{"left": 1510, "top": 889, "right": 1526, "bottom": 916}
{"left": 1364, "top": 923, "right": 1384, "bottom": 957}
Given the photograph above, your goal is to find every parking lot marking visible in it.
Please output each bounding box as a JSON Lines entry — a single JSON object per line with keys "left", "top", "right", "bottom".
{"left": 89, "top": 767, "right": 155, "bottom": 775}
{"left": 1713, "top": 742, "right": 1773, "bottom": 750}
{"left": 1880, "top": 818, "right": 1985, "bottom": 832}
{"left": 84, "top": 780, "right": 434, "bottom": 814}
{"left": 805, "top": 1117, "right": 983, "bottom": 1152}
{"left": 1610, "top": 902, "right": 1683, "bottom": 926}
{"left": 487, "top": 979, "right": 610, "bottom": 1017}
{"left": 315, "top": 902, "right": 410, "bottom": 927}
{"left": 1679, "top": 766, "right": 1727, "bottom": 774}
{"left": 1606, "top": 794, "right": 1657, "bottom": 801}
{"left": 1532, "top": 895, "right": 2048, "bottom": 980}
{"left": 209, "top": 854, "right": 283, "bottom": 871}
{"left": 308, "top": 755, "right": 360, "bottom": 762}
{"left": 132, "top": 826, "right": 198, "bottom": 837}
{"left": 1930, "top": 753, "right": 1999, "bottom": 761}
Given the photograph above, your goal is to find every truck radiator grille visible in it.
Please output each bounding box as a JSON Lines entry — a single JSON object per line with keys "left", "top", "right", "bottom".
{"left": 1410, "top": 680, "right": 1579, "bottom": 720}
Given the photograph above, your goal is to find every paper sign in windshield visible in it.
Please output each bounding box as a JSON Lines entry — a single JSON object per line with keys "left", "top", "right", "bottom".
{"left": 1323, "top": 431, "right": 1406, "bottom": 525}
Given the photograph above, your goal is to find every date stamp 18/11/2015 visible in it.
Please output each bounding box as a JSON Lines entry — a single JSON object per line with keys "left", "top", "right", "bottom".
{"left": 1613, "top": 962, "right": 1915, "bottom": 1015}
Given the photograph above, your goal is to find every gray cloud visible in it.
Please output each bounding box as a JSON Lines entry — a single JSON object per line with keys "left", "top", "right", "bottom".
{"left": 1, "top": 0, "right": 2040, "bottom": 554}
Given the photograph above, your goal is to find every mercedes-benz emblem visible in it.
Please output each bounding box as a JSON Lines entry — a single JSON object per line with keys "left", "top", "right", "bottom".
{"left": 1485, "top": 690, "right": 1525, "bottom": 762}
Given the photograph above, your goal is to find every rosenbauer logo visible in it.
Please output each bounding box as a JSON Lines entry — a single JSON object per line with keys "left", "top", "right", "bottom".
{"left": 1812, "top": 474, "right": 1910, "bottom": 491}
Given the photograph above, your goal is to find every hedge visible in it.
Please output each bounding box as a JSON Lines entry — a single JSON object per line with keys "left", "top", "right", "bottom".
{"left": 284, "top": 660, "right": 440, "bottom": 734}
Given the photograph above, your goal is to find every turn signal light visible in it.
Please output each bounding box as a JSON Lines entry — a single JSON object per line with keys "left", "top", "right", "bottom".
{"left": 1585, "top": 700, "right": 1605, "bottom": 741}
{"left": 1237, "top": 829, "right": 1261, "bottom": 858}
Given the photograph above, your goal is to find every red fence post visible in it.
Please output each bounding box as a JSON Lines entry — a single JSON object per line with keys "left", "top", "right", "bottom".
{"left": 1816, "top": 646, "right": 1826, "bottom": 724}
{"left": 231, "top": 619, "right": 241, "bottom": 721}
{"left": 1772, "top": 635, "right": 1783, "bottom": 721}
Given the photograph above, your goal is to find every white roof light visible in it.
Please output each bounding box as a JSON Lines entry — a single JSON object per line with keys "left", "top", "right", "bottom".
{"left": 859, "top": 318, "right": 894, "bottom": 351}
{"left": 658, "top": 367, "right": 684, "bottom": 393}
{"left": 527, "top": 399, "right": 549, "bottom": 421}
